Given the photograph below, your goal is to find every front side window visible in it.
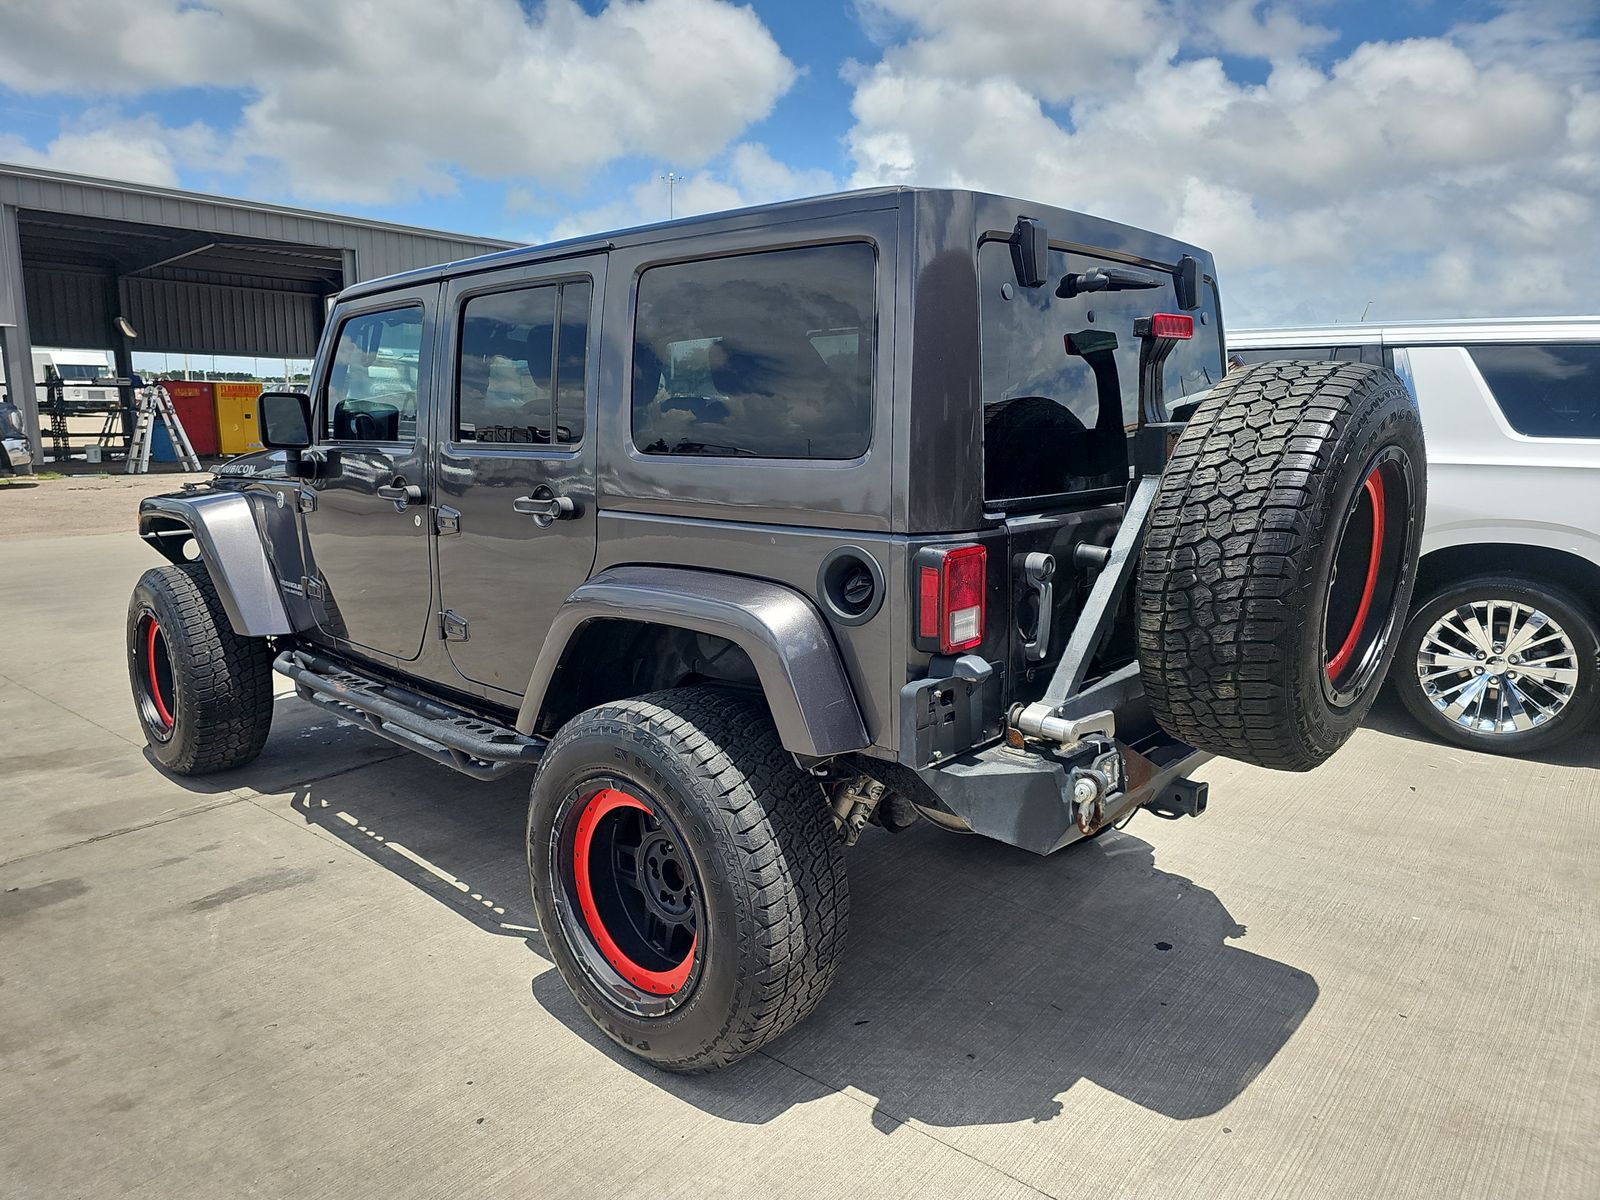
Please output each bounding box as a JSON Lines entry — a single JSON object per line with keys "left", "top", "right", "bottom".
{"left": 323, "top": 307, "right": 424, "bottom": 441}
{"left": 456, "top": 280, "right": 590, "bottom": 445}
{"left": 1465, "top": 343, "right": 1600, "bottom": 439}
{"left": 632, "top": 242, "right": 876, "bottom": 459}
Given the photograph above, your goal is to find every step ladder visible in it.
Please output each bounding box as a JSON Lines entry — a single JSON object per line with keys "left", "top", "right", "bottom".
{"left": 125, "top": 384, "right": 203, "bottom": 474}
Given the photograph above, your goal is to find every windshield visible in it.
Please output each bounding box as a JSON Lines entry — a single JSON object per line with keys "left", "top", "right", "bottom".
{"left": 979, "top": 240, "right": 1223, "bottom": 502}
{"left": 52, "top": 364, "right": 109, "bottom": 382}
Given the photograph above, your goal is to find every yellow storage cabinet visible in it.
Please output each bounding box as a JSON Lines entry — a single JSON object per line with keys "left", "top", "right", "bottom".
{"left": 214, "top": 382, "right": 264, "bottom": 455}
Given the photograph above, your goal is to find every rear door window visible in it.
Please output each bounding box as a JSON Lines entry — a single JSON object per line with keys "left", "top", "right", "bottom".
{"left": 631, "top": 242, "right": 876, "bottom": 459}
{"left": 1465, "top": 343, "right": 1600, "bottom": 439}
{"left": 456, "top": 280, "right": 590, "bottom": 445}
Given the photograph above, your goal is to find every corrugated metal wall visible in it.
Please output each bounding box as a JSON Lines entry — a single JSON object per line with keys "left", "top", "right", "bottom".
{"left": 22, "top": 266, "right": 110, "bottom": 348}
{"left": 120, "top": 276, "right": 325, "bottom": 357}
{"left": 0, "top": 167, "right": 510, "bottom": 286}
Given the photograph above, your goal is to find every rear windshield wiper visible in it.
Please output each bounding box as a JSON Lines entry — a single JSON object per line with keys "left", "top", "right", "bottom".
{"left": 1056, "top": 266, "right": 1161, "bottom": 299}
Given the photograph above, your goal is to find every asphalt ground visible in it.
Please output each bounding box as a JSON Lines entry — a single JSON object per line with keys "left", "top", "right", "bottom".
{"left": 2, "top": 476, "right": 1596, "bottom": 1198}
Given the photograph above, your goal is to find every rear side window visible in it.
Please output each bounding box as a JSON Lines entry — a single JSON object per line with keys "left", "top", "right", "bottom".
{"left": 1230, "top": 345, "right": 1364, "bottom": 365}
{"left": 324, "top": 306, "right": 424, "bottom": 441}
{"left": 457, "top": 280, "right": 590, "bottom": 445}
{"left": 1465, "top": 343, "right": 1600, "bottom": 439}
{"left": 631, "top": 243, "right": 876, "bottom": 459}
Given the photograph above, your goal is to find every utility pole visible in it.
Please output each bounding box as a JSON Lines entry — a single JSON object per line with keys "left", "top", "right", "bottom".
{"left": 661, "top": 171, "right": 681, "bottom": 220}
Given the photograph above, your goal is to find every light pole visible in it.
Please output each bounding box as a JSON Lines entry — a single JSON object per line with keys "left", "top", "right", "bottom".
{"left": 661, "top": 171, "right": 681, "bottom": 220}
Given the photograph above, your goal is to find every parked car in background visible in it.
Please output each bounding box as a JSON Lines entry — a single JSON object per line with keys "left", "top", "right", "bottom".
{"left": 0, "top": 395, "right": 34, "bottom": 474}
{"left": 1229, "top": 317, "right": 1600, "bottom": 754}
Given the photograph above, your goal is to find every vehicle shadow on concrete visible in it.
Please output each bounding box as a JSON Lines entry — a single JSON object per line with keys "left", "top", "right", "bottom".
{"left": 177, "top": 699, "right": 1319, "bottom": 1133}
{"left": 1363, "top": 687, "right": 1600, "bottom": 769}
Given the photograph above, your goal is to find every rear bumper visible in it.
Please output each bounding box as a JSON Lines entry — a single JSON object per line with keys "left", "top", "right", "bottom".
{"left": 3, "top": 436, "right": 33, "bottom": 469}
{"left": 914, "top": 735, "right": 1211, "bottom": 855}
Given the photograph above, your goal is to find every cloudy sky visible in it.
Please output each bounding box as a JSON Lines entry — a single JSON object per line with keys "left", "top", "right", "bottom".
{"left": 0, "top": 0, "right": 1596, "bottom": 326}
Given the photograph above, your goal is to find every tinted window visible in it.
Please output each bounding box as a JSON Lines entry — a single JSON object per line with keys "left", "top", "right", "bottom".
{"left": 324, "top": 307, "right": 423, "bottom": 442}
{"left": 979, "top": 241, "right": 1224, "bottom": 501}
{"left": 457, "top": 280, "right": 589, "bottom": 445}
{"left": 632, "top": 243, "right": 876, "bottom": 459}
{"left": 1466, "top": 343, "right": 1600, "bottom": 439}
{"left": 1229, "top": 345, "right": 1364, "bottom": 365}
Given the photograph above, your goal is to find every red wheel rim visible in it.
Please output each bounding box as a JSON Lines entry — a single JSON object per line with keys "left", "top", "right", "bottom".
{"left": 144, "top": 616, "right": 174, "bottom": 730}
{"left": 570, "top": 788, "right": 696, "bottom": 996}
{"left": 1326, "top": 468, "right": 1386, "bottom": 680}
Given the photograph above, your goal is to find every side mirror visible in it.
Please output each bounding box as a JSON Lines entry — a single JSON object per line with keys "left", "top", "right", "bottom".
{"left": 259, "top": 390, "right": 313, "bottom": 450}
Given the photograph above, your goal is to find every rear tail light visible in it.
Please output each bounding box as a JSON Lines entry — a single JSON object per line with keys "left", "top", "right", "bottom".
{"left": 913, "top": 544, "right": 987, "bottom": 655}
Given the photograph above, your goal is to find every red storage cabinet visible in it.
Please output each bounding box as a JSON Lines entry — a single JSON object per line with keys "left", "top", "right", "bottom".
{"left": 158, "top": 381, "right": 219, "bottom": 457}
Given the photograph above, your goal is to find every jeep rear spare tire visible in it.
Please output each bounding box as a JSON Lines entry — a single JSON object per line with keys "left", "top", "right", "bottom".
{"left": 1137, "top": 361, "right": 1426, "bottom": 771}
{"left": 527, "top": 687, "right": 848, "bottom": 1072}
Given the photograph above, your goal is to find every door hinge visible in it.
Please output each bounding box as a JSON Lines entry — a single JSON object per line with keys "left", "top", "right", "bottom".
{"left": 435, "top": 504, "right": 461, "bottom": 535}
{"left": 441, "top": 609, "right": 470, "bottom": 641}
{"left": 302, "top": 576, "right": 326, "bottom": 601}
{"left": 297, "top": 488, "right": 317, "bottom": 513}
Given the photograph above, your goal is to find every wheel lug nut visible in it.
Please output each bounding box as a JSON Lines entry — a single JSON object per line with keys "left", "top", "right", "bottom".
{"left": 1476, "top": 651, "right": 1487, "bottom": 660}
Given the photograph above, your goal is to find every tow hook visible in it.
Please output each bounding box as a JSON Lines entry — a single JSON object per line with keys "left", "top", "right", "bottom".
{"left": 1069, "top": 743, "right": 1122, "bottom": 835}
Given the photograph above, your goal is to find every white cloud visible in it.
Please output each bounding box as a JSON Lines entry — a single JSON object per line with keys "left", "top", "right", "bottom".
{"left": 1199, "top": 0, "right": 1336, "bottom": 61}
{"left": 545, "top": 143, "right": 838, "bottom": 242}
{"left": 0, "top": 111, "right": 222, "bottom": 188}
{"left": 0, "top": 0, "right": 798, "bottom": 205}
{"left": 844, "top": 1, "right": 1600, "bottom": 323}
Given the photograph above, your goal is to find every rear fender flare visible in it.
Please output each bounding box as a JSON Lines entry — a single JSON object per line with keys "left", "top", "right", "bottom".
{"left": 139, "top": 491, "right": 293, "bottom": 636}
{"left": 519, "top": 566, "right": 870, "bottom": 760}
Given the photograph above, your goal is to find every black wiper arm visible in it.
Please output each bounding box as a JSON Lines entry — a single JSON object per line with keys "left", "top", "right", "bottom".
{"left": 1056, "top": 266, "right": 1161, "bottom": 299}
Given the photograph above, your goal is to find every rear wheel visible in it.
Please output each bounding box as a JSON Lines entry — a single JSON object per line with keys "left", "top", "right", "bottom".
{"left": 528, "top": 687, "right": 847, "bottom": 1072}
{"left": 127, "top": 563, "right": 274, "bottom": 774}
{"left": 1394, "top": 577, "right": 1599, "bottom": 754}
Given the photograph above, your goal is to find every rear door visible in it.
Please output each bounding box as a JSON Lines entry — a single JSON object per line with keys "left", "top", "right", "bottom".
{"left": 976, "top": 239, "right": 1226, "bottom": 707}
{"left": 301, "top": 287, "right": 438, "bottom": 660}
{"left": 434, "top": 255, "right": 605, "bottom": 696}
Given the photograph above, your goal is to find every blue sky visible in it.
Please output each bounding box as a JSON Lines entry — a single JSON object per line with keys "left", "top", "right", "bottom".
{"left": 1, "top": 0, "right": 1597, "bottom": 327}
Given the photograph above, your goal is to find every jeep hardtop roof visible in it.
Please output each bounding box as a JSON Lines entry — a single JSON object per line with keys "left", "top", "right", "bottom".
{"left": 337, "top": 186, "right": 1216, "bottom": 304}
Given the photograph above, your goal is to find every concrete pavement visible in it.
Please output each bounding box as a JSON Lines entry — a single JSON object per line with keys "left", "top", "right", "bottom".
{"left": 2, "top": 496, "right": 1596, "bottom": 1198}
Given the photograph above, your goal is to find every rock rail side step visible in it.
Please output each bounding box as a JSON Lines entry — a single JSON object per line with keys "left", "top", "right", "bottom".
{"left": 273, "top": 648, "right": 545, "bottom": 780}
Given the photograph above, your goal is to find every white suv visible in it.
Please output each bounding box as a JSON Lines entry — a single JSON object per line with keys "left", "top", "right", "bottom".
{"left": 1229, "top": 317, "right": 1600, "bottom": 755}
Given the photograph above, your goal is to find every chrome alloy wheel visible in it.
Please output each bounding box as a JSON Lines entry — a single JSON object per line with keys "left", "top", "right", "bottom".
{"left": 1415, "top": 600, "right": 1581, "bottom": 734}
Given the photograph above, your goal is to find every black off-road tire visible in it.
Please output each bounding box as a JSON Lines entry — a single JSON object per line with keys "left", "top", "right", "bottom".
{"left": 528, "top": 687, "right": 848, "bottom": 1072}
{"left": 1394, "top": 576, "right": 1600, "bottom": 755}
{"left": 1137, "top": 361, "right": 1426, "bottom": 771}
{"left": 127, "top": 563, "right": 274, "bottom": 774}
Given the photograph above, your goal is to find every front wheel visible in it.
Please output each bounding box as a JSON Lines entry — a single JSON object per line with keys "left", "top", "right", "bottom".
{"left": 127, "top": 563, "right": 274, "bottom": 774}
{"left": 527, "top": 688, "right": 847, "bottom": 1072}
{"left": 1394, "top": 576, "right": 1600, "bottom": 754}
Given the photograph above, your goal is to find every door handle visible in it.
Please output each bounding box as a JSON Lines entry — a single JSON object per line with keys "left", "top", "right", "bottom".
{"left": 512, "top": 485, "right": 577, "bottom": 528}
{"left": 376, "top": 478, "right": 424, "bottom": 504}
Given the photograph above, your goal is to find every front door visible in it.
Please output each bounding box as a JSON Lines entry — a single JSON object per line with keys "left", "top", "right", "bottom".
{"left": 301, "top": 286, "right": 438, "bottom": 661}
{"left": 434, "top": 256, "right": 605, "bottom": 695}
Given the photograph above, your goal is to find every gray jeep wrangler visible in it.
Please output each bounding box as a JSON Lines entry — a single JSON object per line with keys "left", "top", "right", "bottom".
{"left": 127, "top": 188, "right": 1426, "bottom": 1071}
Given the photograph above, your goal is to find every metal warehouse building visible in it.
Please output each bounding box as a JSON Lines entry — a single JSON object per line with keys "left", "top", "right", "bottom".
{"left": 0, "top": 162, "right": 518, "bottom": 448}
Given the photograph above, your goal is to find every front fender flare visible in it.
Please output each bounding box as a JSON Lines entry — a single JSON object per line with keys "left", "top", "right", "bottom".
{"left": 518, "top": 566, "right": 870, "bottom": 759}
{"left": 139, "top": 490, "right": 293, "bottom": 636}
